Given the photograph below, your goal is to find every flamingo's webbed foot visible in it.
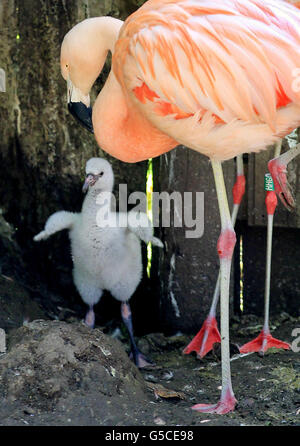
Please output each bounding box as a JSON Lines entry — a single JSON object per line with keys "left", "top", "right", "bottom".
{"left": 183, "top": 315, "right": 221, "bottom": 359}
{"left": 192, "top": 385, "right": 237, "bottom": 414}
{"left": 239, "top": 330, "right": 290, "bottom": 354}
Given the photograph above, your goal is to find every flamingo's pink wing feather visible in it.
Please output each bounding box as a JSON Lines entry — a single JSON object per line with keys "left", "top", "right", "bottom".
{"left": 114, "top": 0, "right": 300, "bottom": 129}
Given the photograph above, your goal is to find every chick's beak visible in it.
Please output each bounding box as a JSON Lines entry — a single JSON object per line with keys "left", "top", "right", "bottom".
{"left": 67, "top": 79, "right": 94, "bottom": 134}
{"left": 82, "top": 174, "right": 95, "bottom": 193}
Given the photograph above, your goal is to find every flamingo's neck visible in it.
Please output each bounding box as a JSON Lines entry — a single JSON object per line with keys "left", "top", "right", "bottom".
{"left": 93, "top": 17, "right": 124, "bottom": 53}
{"left": 65, "top": 17, "right": 124, "bottom": 95}
{"left": 92, "top": 72, "right": 177, "bottom": 163}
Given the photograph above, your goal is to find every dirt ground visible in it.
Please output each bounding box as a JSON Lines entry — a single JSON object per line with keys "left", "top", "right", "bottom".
{"left": 0, "top": 302, "right": 299, "bottom": 426}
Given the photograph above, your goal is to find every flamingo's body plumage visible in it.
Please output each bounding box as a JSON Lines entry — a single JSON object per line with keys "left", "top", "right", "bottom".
{"left": 92, "top": 0, "right": 300, "bottom": 162}
{"left": 60, "top": 0, "right": 300, "bottom": 414}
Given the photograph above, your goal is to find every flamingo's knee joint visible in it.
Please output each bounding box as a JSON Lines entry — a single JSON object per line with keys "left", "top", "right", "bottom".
{"left": 265, "top": 191, "right": 278, "bottom": 215}
{"left": 232, "top": 175, "right": 246, "bottom": 205}
{"left": 217, "top": 229, "right": 236, "bottom": 260}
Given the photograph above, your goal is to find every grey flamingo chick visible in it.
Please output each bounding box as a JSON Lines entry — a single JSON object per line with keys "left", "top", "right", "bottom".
{"left": 34, "top": 157, "right": 163, "bottom": 368}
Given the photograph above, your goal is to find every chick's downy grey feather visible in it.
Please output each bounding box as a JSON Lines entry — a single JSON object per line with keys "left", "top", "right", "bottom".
{"left": 34, "top": 158, "right": 163, "bottom": 368}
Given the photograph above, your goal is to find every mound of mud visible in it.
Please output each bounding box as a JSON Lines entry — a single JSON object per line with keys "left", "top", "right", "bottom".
{"left": 0, "top": 320, "right": 148, "bottom": 425}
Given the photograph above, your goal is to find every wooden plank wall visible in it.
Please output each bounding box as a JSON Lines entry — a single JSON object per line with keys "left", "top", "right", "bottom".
{"left": 155, "top": 147, "right": 235, "bottom": 334}
{"left": 239, "top": 131, "right": 300, "bottom": 317}
{"left": 156, "top": 134, "right": 300, "bottom": 334}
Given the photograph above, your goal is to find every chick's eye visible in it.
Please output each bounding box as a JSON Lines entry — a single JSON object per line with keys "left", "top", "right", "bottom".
{"left": 99, "top": 172, "right": 104, "bottom": 177}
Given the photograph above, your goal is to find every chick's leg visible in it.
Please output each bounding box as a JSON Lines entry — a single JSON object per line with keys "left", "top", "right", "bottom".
{"left": 121, "top": 302, "right": 154, "bottom": 369}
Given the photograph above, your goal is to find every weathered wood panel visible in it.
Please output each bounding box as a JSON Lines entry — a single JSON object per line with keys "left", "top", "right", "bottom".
{"left": 155, "top": 146, "right": 235, "bottom": 334}
{"left": 241, "top": 224, "right": 300, "bottom": 317}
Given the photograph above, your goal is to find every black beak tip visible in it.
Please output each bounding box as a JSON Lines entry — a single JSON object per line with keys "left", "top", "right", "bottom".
{"left": 68, "top": 102, "right": 94, "bottom": 134}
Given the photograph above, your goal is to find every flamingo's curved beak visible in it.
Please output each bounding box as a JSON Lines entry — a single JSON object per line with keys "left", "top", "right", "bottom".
{"left": 67, "top": 78, "right": 94, "bottom": 134}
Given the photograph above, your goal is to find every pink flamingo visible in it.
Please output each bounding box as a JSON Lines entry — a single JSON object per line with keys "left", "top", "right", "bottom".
{"left": 268, "top": 0, "right": 300, "bottom": 212}
{"left": 184, "top": 0, "right": 300, "bottom": 360}
{"left": 184, "top": 142, "right": 291, "bottom": 359}
{"left": 239, "top": 141, "right": 291, "bottom": 354}
{"left": 60, "top": 0, "right": 300, "bottom": 414}
{"left": 183, "top": 154, "right": 245, "bottom": 358}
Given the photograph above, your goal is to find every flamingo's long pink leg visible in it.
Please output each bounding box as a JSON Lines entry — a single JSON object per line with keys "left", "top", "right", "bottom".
{"left": 192, "top": 160, "right": 237, "bottom": 414}
{"left": 240, "top": 142, "right": 290, "bottom": 354}
{"left": 268, "top": 142, "right": 300, "bottom": 211}
{"left": 183, "top": 155, "right": 245, "bottom": 358}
